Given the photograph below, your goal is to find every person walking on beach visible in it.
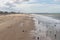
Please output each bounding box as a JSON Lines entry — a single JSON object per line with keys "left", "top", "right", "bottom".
{"left": 55, "top": 34, "right": 56, "bottom": 39}
{"left": 37, "top": 37, "right": 39, "bottom": 40}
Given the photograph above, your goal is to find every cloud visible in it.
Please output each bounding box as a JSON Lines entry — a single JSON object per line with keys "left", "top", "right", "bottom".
{"left": 54, "top": 0, "right": 60, "bottom": 2}
{"left": 14, "top": 4, "right": 60, "bottom": 13}
{"left": 53, "top": 0, "right": 60, "bottom": 4}
{"left": 0, "top": 0, "right": 60, "bottom": 13}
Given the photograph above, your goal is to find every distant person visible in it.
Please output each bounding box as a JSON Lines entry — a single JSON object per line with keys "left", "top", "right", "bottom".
{"left": 55, "top": 34, "right": 56, "bottom": 39}
{"left": 55, "top": 31, "right": 57, "bottom": 39}
{"left": 37, "top": 37, "right": 39, "bottom": 40}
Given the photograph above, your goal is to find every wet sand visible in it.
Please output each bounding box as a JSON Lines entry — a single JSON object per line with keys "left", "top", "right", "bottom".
{"left": 0, "top": 14, "right": 35, "bottom": 40}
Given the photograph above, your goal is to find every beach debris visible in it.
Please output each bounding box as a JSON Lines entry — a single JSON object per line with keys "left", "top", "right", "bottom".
{"left": 22, "top": 30, "right": 24, "bottom": 32}
{"left": 54, "top": 24, "right": 56, "bottom": 27}
{"left": 37, "top": 37, "right": 39, "bottom": 40}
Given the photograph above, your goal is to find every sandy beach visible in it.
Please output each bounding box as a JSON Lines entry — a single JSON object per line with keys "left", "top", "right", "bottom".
{"left": 0, "top": 14, "right": 35, "bottom": 40}
{"left": 0, "top": 14, "right": 60, "bottom": 40}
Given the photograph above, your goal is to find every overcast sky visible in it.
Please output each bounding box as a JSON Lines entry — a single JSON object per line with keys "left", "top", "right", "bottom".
{"left": 0, "top": 0, "right": 60, "bottom": 13}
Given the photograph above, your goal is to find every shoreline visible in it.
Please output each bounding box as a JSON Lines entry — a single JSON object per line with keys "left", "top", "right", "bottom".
{"left": 0, "top": 14, "right": 60, "bottom": 40}
{"left": 31, "top": 14, "right": 60, "bottom": 40}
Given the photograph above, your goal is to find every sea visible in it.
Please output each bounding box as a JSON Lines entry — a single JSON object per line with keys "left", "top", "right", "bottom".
{"left": 35, "top": 13, "right": 60, "bottom": 20}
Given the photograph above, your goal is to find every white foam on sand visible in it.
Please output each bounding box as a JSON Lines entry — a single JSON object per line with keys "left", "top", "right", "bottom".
{"left": 32, "top": 14, "right": 60, "bottom": 30}
{"left": 30, "top": 14, "right": 60, "bottom": 40}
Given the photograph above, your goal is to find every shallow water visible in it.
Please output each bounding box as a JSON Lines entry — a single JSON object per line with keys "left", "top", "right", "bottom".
{"left": 38, "top": 13, "right": 60, "bottom": 20}
{"left": 49, "top": 16, "right": 60, "bottom": 20}
{"left": 31, "top": 14, "right": 60, "bottom": 40}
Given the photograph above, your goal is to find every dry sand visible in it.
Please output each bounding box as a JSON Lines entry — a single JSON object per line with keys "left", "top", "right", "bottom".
{"left": 0, "top": 14, "right": 35, "bottom": 40}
